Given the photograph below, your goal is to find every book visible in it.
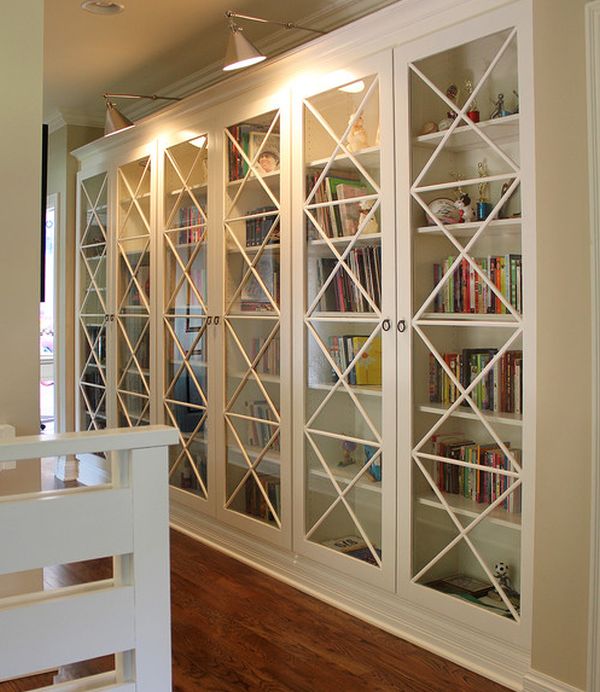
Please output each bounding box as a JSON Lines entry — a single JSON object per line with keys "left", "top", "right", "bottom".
{"left": 321, "top": 535, "right": 367, "bottom": 553}
{"left": 352, "top": 335, "right": 382, "bottom": 385}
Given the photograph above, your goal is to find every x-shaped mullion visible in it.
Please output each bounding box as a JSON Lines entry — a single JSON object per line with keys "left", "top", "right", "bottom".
{"left": 81, "top": 176, "right": 108, "bottom": 245}
{"left": 165, "top": 404, "right": 209, "bottom": 497}
{"left": 225, "top": 113, "right": 281, "bottom": 215}
{"left": 413, "top": 323, "right": 523, "bottom": 473}
{"left": 412, "top": 177, "right": 522, "bottom": 321}
{"left": 412, "top": 453, "right": 520, "bottom": 620}
{"left": 163, "top": 318, "right": 208, "bottom": 407}
{"left": 80, "top": 248, "right": 108, "bottom": 314}
{"left": 224, "top": 415, "right": 281, "bottom": 528}
{"left": 119, "top": 392, "right": 150, "bottom": 428}
{"left": 118, "top": 161, "right": 151, "bottom": 239}
{"left": 117, "top": 239, "right": 151, "bottom": 313}
{"left": 116, "top": 317, "right": 150, "bottom": 395}
{"left": 164, "top": 147, "right": 207, "bottom": 229}
{"left": 80, "top": 319, "right": 107, "bottom": 388}
{"left": 223, "top": 319, "right": 280, "bottom": 422}
{"left": 304, "top": 79, "right": 380, "bottom": 206}
{"left": 304, "top": 321, "right": 382, "bottom": 444}
{"left": 224, "top": 219, "right": 281, "bottom": 314}
{"left": 305, "top": 202, "right": 382, "bottom": 316}
{"left": 304, "top": 432, "right": 382, "bottom": 567}
{"left": 79, "top": 382, "right": 106, "bottom": 430}
{"left": 410, "top": 29, "right": 519, "bottom": 190}
{"left": 164, "top": 233, "right": 208, "bottom": 315}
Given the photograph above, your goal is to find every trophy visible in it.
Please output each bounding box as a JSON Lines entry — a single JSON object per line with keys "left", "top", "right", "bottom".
{"left": 476, "top": 161, "right": 492, "bottom": 221}
{"left": 465, "top": 79, "right": 479, "bottom": 123}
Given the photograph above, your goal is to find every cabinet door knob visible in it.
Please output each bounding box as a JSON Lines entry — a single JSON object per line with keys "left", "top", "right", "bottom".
{"left": 397, "top": 319, "right": 406, "bottom": 333}
{"left": 382, "top": 318, "right": 391, "bottom": 331}
{"left": 214, "top": 316, "right": 220, "bottom": 325}
{"left": 206, "top": 315, "right": 212, "bottom": 325}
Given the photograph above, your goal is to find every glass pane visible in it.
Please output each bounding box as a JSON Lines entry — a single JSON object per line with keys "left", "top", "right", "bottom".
{"left": 163, "top": 135, "right": 209, "bottom": 496}
{"left": 223, "top": 110, "right": 282, "bottom": 525}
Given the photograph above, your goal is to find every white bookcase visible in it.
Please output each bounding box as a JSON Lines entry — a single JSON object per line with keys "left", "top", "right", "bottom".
{"left": 74, "top": 1, "right": 537, "bottom": 683}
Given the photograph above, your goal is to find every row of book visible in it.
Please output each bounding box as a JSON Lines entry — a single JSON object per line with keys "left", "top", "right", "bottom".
{"left": 307, "top": 172, "right": 373, "bottom": 238}
{"left": 239, "top": 254, "right": 280, "bottom": 312}
{"left": 432, "top": 255, "right": 522, "bottom": 314}
{"left": 317, "top": 247, "right": 381, "bottom": 312}
{"left": 249, "top": 336, "right": 280, "bottom": 375}
{"left": 245, "top": 475, "right": 280, "bottom": 523}
{"left": 431, "top": 435, "right": 522, "bottom": 514}
{"left": 428, "top": 349, "right": 523, "bottom": 414}
{"left": 245, "top": 400, "right": 280, "bottom": 451}
{"left": 327, "top": 335, "right": 381, "bottom": 385}
{"left": 177, "top": 206, "right": 205, "bottom": 245}
{"left": 245, "top": 207, "right": 279, "bottom": 246}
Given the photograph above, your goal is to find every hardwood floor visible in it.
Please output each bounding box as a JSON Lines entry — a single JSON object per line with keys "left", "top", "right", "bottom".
{"left": 2, "top": 529, "right": 509, "bottom": 691}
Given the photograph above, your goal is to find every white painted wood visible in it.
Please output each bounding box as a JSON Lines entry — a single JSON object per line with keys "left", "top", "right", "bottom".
{"left": 39, "top": 672, "right": 134, "bottom": 691}
{"left": 0, "top": 487, "right": 133, "bottom": 575}
{"left": 587, "top": 4, "right": 600, "bottom": 692}
{"left": 0, "top": 585, "right": 135, "bottom": 682}
{"left": 522, "top": 670, "right": 585, "bottom": 692}
{"left": 55, "top": 454, "right": 80, "bottom": 482}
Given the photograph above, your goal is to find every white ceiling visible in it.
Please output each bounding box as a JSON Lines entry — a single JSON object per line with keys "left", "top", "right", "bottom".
{"left": 44, "top": 0, "right": 400, "bottom": 127}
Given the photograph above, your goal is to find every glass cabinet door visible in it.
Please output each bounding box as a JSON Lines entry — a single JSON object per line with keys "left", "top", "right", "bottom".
{"left": 162, "top": 134, "right": 210, "bottom": 499}
{"left": 78, "top": 171, "right": 109, "bottom": 430}
{"left": 407, "top": 28, "right": 523, "bottom": 620}
{"left": 222, "top": 109, "right": 283, "bottom": 530}
{"left": 116, "top": 155, "right": 152, "bottom": 427}
{"left": 300, "top": 62, "right": 395, "bottom": 585}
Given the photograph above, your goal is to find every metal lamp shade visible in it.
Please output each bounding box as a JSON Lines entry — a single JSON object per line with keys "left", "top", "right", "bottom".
{"left": 104, "top": 102, "right": 134, "bottom": 136}
{"left": 223, "top": 27, "right": 266, "bottom": 71}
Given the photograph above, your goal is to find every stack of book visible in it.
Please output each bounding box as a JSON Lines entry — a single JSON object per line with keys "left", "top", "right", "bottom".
{"left": 327, "top": 335, "right": 381, "bottom": 385}
{"left": 432, "top": 255, "right": 522, "bottom": 314}
{"left": 428, "top": 349, "right": 523, "bottom": 414}
{"left": 430, "top": 434, "right": 522, "bottom": 513}
{"left": 245, "top": 207, "right": 279, "bottom": 246}
{"left": 317, "top": 248, "right": 381, "bottom": 312}
{"left": 249, "top": 336, "right": 280, "bottom": 375}
{"left": 246, "top": 400, "right": 280, "bottom": 451}
{"left": 245, "top": 476, "right": 280, "bottom": 523}
{"left": 178, "top": 205, "right": 205, "bottom": 244}
{"left": 307, "top": 173, "right": 373, "bottom": 238}
{"left": 321, "top": 534, "right": 382, "bottom": 565}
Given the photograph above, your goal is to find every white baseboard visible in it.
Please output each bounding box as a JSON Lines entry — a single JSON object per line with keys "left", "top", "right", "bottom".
{"left": 171, "top": 504, "right": 529, "bottom": 691}
{"left": 522, "top": 670, "right": 584, "bottom": 692}
{"left": 76, "top": 453, "right": 110, "bottom": 486}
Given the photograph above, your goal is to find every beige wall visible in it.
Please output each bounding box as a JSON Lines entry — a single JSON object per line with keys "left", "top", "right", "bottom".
{"left": 0, "top": 1, "right": 44, "bottom": 594}
{"left": 531, "top": 0, "right": 592, "bottom": 687}
{"left": 48, "top": 124, "right": 102, "bottom": 432}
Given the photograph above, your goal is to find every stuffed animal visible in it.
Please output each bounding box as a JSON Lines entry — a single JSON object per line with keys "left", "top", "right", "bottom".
{"left": 454, "top": 192, "right": 474, "bottom": 223}
{"left": 347, "top": 113, "right": 368, "bottom": 152}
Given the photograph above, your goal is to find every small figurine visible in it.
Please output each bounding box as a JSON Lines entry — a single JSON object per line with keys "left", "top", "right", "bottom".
{"left": 491, "top": 561, "right": 520, "bottom": 600}
{"left": 420, "top": 121, "right": 439, "bottom": 136}
{"left": 446, "top": 83, "right": 459, "bottom": 118}
{"left": 454, "top": 192, "right": 474, "bottom": 223}
{"left": 464, "top": 79, "right": 480, "bottom": 123}
{"left": 338, "top": 440, "right": 357, "bottom": 467}
{"left": 257, "top": 150, "right": 279, "bottom": 173}
{"left": 346, "top": 113, "right": 369, "bottom": 152}
{"left": 490, "top": 93, "right": 511, "bottom": 119}
{"left": 358, "top": 200, "right": 379, "bottom": 234}
{"left": 476, "top": 161, "right": 492, "bottom": 220}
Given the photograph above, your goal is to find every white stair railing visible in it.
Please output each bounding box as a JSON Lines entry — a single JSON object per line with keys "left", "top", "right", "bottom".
{"left": 0, "top": 425, "right": 178, "bottom": 690}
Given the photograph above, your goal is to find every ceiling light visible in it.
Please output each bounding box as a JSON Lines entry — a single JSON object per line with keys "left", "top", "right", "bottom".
{"left": 81, "top": 1, "right": 125, "bottom": 15}
{"left": 223, "top": 10, "right": 327, "bottom": 72}
{"left": 190, "top": 135, "right": 208, "bottom": 148}
{"left": 103, "top": 93, "right": 182, "bottom": 137}
{"left": 339, "top": 80, "right": 365, "bottom": 94}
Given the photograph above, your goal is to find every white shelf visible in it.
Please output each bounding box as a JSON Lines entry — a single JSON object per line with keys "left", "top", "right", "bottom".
{"left": 308, "top": 232, "right": 382, "bottom": 248}
{"left": 413, "top": 114, "right": 519, "bottom": 151}
{"left": 227, "top": 443, "right": 281, "bottom": 466}
{"left": 417, "top": 490, "right": 521, "bottom": 530}
{"left": 417, "top": 402, "right": 523, "bottom": 427}
{"left": 167, "top": 182, "right": 207, "bottom": 196}
{"left": 227, "top": 170, "right": 280, "bottom": 188}
{"left": 227, "top": 243, "right": 280, "bottom": 255}
{"left": 228, "top": 371, "right": 280, "bottom": 383}
{"left": 308, "top": 382, "right": 382, "bottom": 397}
{"left": 307, "top": 312, "right": 380, "bottom": 322}
{"left": 418, "top": 312, "right": 519, "bottom": 323}
{"left": 310, "top": 463, "right": 382, "bottom": 494}
{"left": 416, "top": 217, "right": 522, "bottom": 237}
{"left": 307, "top": 146, "right": 380, "bottom": 172}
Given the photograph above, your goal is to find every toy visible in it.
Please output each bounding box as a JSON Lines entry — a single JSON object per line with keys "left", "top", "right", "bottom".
{"left": 454, "top": 192, "right": 474, "bottom": 223}
{"left": 491, "top": 561, "right": 520, "bottom": 600}
{"left": 346, "top": 113, "right": 368, "bottom": 152}
{"left": 490, "top": 92, "right": 511, "bottom": 119}
{"left": 339, "top": 440, "right": 357, "bottom": 467}
{"left": 257, "top": 150, "right": 279, "bottom": 173}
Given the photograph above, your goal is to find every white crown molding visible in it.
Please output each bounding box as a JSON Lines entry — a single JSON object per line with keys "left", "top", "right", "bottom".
{"left": 47, "top": 112, "right": 67, "bottom": 134}
{"left": 125, "top": 0, "right": 402, "bottom": 121}
{"left": 47, "top": 108, "right": 104, "bottom": 133}
{"left": 586, "top": 3, "right": 600, "bottom": 692}
{"left": 522, "top": 670, "right": 584, "bottom": 692}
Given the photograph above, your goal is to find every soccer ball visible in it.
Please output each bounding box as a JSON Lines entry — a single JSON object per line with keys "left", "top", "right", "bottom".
{"left": 494, "top": 561, "right": 509, "bottom": 578}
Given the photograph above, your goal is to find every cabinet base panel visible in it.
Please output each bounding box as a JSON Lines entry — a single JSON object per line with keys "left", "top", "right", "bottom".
{"left": 171, "top": 502, "right": 529, "bottom": 691}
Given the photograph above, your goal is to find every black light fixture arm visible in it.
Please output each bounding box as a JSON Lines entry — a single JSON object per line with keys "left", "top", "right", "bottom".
{"left": 104, "top": 92, "right": 182, "bottom": 102}
{"left": 224, "top": 10, "right": 327, "bottom": 35}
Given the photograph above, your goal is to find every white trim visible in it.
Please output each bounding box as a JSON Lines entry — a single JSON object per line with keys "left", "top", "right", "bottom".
{"left": 587, "top": 3, "right": 600, "bottom": 692}
{"left": 54, "top": 455, "right": 79, "bottom": 482}
{"left": 171, "top": 506, "right": 528, "bottom": 692}
{"left": 522, "top": 670, "right": 584, "bottom": 692}
{"left": 45, "top": 193, "right": 61, "bottom": 433}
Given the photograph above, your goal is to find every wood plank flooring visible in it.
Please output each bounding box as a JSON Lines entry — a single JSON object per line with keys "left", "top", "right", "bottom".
{"left": 2, "top": 528, "right": 509, "bottom": 691}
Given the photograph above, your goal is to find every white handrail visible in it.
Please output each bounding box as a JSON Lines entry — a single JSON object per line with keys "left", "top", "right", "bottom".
{"left": 0, "top": 425, "right": 178, "bottom": 691}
